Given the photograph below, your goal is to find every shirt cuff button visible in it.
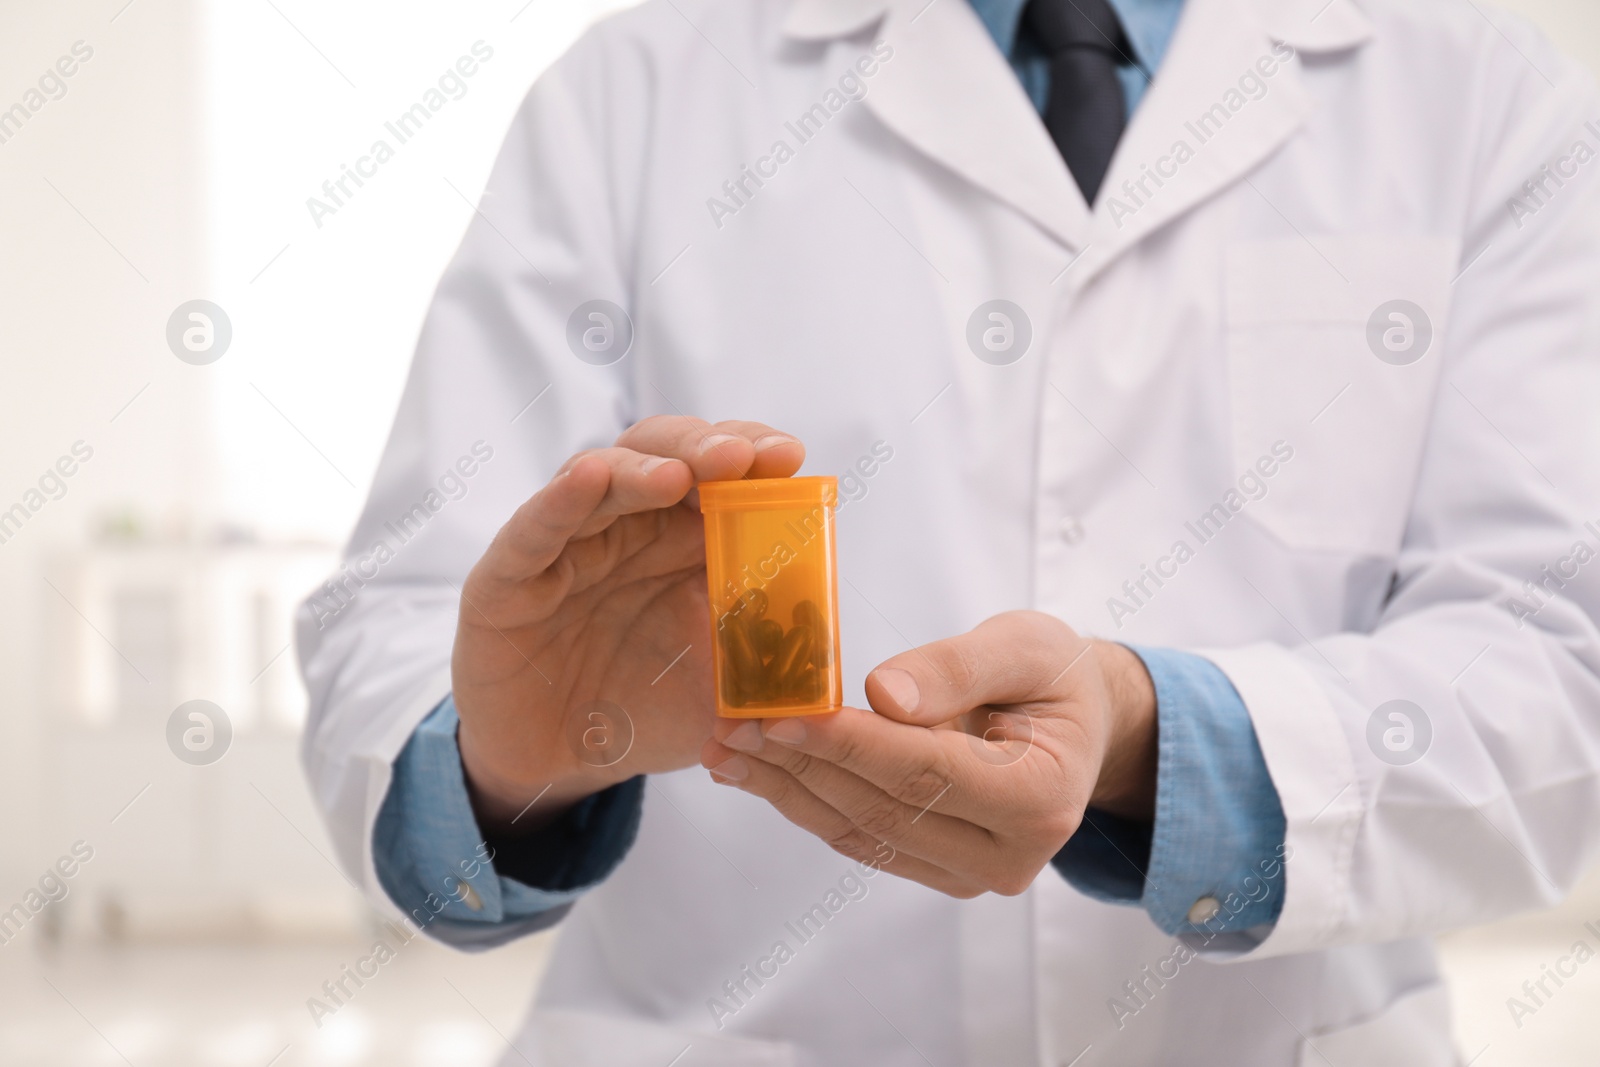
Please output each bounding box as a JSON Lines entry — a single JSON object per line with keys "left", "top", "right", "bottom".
{"left": 1186, "top": 895, "right": 1221, "bottom": 924}
{"left": 460, "top": 882, "right": 484, "bottom": 912}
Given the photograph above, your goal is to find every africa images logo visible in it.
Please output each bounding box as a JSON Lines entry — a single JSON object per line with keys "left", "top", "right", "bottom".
{"left": 1365, "top": 700, "right": 1431, "bottom": 766}
{"left": 166, "top": 700, "right": 232, "bottom": 766}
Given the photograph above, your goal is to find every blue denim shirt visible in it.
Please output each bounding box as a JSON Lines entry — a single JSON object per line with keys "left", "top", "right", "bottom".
{"left": 372, "top": 696, "right": 646, "bottom": 947}
{"left": 374, "top": 0, "right": 1287, "bottom": 946}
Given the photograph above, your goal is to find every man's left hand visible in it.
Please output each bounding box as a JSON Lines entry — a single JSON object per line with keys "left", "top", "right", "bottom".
{"left": 698, "top": 611, "right": 1158, "bottom": 898}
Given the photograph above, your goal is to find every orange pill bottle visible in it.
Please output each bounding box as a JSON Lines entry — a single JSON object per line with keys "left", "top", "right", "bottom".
{"left": 699, "top": 476, "right": 842, "bottom": 718}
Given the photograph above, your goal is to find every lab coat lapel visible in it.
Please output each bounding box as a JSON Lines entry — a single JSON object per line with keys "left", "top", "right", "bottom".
{"left": 1071, "top": 0, "right": 1374, "bottom": 287}
{"left": 787, "top": 0, "right": 1093, "bottom": 251}
{"left": 785, "top": 0, "right": 1373, "bottom": 275}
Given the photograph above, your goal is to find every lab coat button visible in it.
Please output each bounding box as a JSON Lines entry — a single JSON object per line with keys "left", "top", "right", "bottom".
{"left": 1187, "top": 896, "right": 1221, "bottom": 924}
{"left": 1059, "top": 516, "right": 1085, "bottom": 544}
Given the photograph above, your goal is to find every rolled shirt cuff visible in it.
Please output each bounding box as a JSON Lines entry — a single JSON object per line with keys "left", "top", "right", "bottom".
{"left": 371, "top": 694, "right": 644, "bottom": 942}
{"left": 1050, "top": 646, "right": 1287, "bottom": 947}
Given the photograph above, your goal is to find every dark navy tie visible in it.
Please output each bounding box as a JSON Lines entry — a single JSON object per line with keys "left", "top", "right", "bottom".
{"left": 1021, "top": 0, "right": 1133, "bottom": 205}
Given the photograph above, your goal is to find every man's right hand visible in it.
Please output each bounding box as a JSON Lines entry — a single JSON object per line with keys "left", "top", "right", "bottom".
{"left": 452, "top": 416, "right": 806, "bottom": 835}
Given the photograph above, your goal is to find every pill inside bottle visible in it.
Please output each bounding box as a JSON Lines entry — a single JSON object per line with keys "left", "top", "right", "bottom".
{"left": 698, "top": 476, "right": 842, "bottom": 718}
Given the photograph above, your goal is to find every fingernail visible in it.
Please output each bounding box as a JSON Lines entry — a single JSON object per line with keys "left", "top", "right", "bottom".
{"left": 873, "top": 668, "right": 920, "bottom": 713}
{"left": 709, "top": 756, "right": 749, "bottom": 782}
{"left": 640, "top": 455, "right": 673, "bottom": 474}
{"left": 698, "top": 433, "right": 742, "bottom": 454}
{"left": 722, "top": 721, "right": 763, "bottom": 752}
{"left": 752, "top": 434, "right": 797, "bottom": 452}
{"left": 765, "top": 718, "right": 807, "bottom": 745}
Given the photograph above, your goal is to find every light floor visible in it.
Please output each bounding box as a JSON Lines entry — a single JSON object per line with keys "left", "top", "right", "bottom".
{"left": 1, "top": 916, "right": 1596, "bottom": 1065}
{"left": 0, "top": 933, "right": 552, "bottom": 1067}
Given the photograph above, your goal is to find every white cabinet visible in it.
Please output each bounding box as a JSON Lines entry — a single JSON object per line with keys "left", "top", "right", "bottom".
{"left": 40, "top": 539, "right": 371, "bottom": 942}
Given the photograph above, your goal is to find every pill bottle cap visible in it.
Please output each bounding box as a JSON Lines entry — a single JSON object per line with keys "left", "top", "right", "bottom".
{"left": 698, "top": 476, "right": 838, "bottom": 512}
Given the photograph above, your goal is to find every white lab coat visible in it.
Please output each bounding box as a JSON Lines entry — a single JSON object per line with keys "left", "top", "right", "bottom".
{"left": 297, "top": 0, "right": 1600, "bottom": 1062}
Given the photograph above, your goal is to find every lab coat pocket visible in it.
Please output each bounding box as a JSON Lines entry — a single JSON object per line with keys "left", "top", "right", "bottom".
{"left": 1225, "top": 236, "right": 1459, "bottom": 556}
{"left": 502, "top": 1007, "right": 797, "bottom": 1067}
{"left": 1297, "top": 982, "right": 1457, "bottom": 1067}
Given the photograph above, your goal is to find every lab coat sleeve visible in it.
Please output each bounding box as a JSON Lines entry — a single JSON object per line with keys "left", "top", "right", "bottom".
{"left": 1202, "top": 28, "right": 1600, "bottom": 960}
{"left": 294, "top": 26, "right": 655, "bottom": 933}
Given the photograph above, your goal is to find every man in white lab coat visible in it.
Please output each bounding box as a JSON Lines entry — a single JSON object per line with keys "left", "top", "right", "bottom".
{"left": 298, "top": 0, "right": 1600, "bottom": 1062}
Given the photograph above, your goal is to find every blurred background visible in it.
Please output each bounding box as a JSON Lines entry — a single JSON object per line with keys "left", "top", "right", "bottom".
{"left": 1, "top": 1, "right": 1597, "bottom": 1064}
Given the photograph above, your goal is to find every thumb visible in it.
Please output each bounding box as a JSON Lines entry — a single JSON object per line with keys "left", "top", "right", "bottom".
{"left": 864, "top": 611, "right": 1088, "bottom": 726}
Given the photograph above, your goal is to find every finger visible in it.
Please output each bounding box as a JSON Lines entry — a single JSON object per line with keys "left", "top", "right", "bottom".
{"left": 616, "top": 415, "right": 805, "bottom": 482}
{"left": 716, "top": 708, "right": 1000, "bottom": 826}
{"left": 608, "top": 415, "right": 748, "bottom": 483}
{"left": 616, "top": 414, "right": 754, "bottom": 481}
{"left": 707, "top": 725, "right": 1001, "bottom": 875}
{"left": 864, "top": 611, "right": 1091, "bottom": 726}
{"left": 706, "top": 419, "right": 805, "bottom": 479}
{"left": 700, "top": 741, "right": 985, "bottom": 898}
{"left": 479, "top": 451, "right": 689, "bottom": 584}
{"left": 559, "top": 447, "right": 699, "bottom": 540}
